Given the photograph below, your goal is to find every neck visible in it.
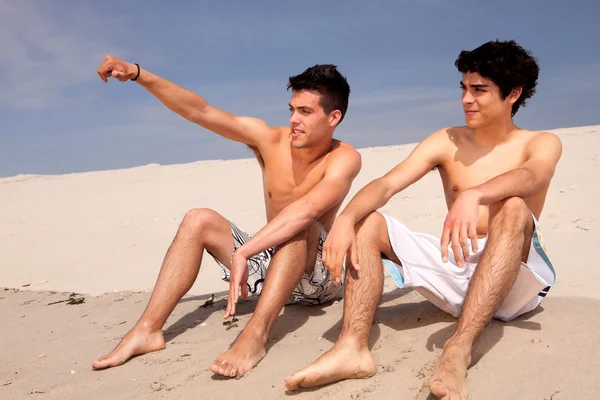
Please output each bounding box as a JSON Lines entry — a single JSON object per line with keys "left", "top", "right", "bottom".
{"left": 291, "top": 135, "right": 335, "bottom": 165}
{"left": 472, "top": 114, "right": 518, "bottom": 145}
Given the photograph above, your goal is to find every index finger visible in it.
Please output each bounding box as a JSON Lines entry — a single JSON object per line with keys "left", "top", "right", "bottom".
{"left": 225, "top": 280, "right": 236, "bottom": 318}
{"left": 97, "top": 70, "right": 108, "bottom": 83}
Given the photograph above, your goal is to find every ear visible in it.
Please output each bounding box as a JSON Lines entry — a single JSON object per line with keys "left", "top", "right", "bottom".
{"left": 328, "top": 110, "right": 342, "bottom": 127}
{"left": 507, "top": 87, "right": 523, "bottom": 105}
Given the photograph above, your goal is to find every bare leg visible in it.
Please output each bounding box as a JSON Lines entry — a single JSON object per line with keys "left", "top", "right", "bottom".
{"left": 93, "top": 208, "right": 235, "bottom": 370}
{"left": 285, "top": 212, "right": 398, "bottom": 390}
{"left": 429, "top": 197, "right": 534, "bottom": 400}
{"left": 210, "top": 223, "right": 321, "bottom": 378}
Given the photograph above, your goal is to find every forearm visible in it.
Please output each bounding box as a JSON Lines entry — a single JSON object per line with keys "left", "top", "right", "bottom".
{"left": 236, "top": 202, "right": 316, "bottom": 258}
{"left": 469, "top": 167, "right": 536, "bottom": 205}
{"left": 339, "top": 178, "right": 393, "bottom": 224}
{"left": 135, "top": 67, "right": 210, "bottom": 123}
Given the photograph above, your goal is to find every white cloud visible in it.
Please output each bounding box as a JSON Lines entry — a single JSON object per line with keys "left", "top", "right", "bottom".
{"left": 0, "top": 1, "right": 124, "bottom": 109}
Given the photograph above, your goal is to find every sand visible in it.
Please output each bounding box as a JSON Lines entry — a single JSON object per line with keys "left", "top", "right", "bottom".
{"left": 1, "top": 125, "right": 599, "bottom": 399}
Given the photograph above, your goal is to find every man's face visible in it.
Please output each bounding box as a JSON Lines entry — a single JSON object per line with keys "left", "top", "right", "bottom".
{"left": 288, "top": 90, "right": 336, "bottom": 149}
{"left": 460, "top": 72, "right": 518, "bottom": 128}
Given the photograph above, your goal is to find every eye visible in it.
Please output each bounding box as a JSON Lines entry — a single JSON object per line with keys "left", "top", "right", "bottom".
{"left": 460, "top": 85, "right": 466, "bottom": 91}
{"left": 475, "top": 88, "right": 486, "bottom": 92}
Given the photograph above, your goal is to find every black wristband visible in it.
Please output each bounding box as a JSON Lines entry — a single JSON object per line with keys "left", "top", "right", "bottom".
{"left": 131, "top": 63, "right": 140, "bottom": 81}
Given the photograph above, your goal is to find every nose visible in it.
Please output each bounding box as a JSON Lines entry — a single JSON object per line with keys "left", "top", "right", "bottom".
{"left": 290, "top": 111, "right": 301, "bottom": 126}
{"left": 462, "top": 90, "right": 474, "bottom": 106}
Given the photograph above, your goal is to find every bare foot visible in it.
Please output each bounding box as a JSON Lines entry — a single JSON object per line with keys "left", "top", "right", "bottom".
{"left": 92, "top": 328, "right": 165, "bottom": 370}
{"left": 284, "top": 341, "right": 376, "bottom": 390}
{"left": 429, "top": 344, "right": 471, "bottom": 400}
{"left": 209, "top": 328, "right": 266, "bottom": 378}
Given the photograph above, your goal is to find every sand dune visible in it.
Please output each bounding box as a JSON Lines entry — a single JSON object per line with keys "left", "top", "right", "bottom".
{"left": 1, "top": 125, "right": 599, "bottom": 399}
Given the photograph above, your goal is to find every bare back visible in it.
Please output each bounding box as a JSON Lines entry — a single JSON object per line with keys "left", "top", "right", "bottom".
{"left": 437, "top": 127, "right": 552, "bottom": 237}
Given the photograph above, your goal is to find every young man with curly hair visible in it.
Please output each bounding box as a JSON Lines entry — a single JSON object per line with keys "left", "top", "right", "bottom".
{"left": 286, "top": 40, "right": 562, "bottom": 400}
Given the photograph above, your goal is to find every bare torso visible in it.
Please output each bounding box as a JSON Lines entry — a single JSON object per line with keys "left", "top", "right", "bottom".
{"left": 252, "top": 127, "right": 347, "bottom": 231}
{"left": 438, "top": 127, "right": 550, "bottom": 237}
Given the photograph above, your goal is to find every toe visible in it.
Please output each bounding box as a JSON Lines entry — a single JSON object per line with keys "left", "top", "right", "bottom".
{"left": 92, "top": 354, "right": 117, "bottom": 370}
{"left": 221, "top": 362, "right": 233, "bottom": 377}
{"left": 429, "top": 379, "right": 448, "bottom": 397}
{"left": 284, "top": 373, "right": 303, "bottom": 391}
{"left": 209, "top": 361, "right": 220, "bottom": 374}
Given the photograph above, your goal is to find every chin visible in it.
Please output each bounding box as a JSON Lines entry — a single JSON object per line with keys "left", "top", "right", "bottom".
{"left": 291, "top": 140, "right": 307, "bottom": 149}
{"left": 465, "top": 119, "right": 482, "bottom": 129}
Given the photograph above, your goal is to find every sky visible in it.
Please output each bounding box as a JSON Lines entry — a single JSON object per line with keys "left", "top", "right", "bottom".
{"left": 1, "top": 0, "right": 599, "bottom": 177}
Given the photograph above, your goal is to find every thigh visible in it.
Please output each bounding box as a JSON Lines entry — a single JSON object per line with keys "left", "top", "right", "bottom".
{"left": 291, "top": 223, "right": 342, "bottom": 305}
{"left": 200, "top": 211, "right": 239, "bottom": 269}
{"left": 520, "top": 213, "right": 535, "bottom": 263}
{"left": 212, "top": 220, "right": 276, "bottom": 296}
{"left": 359, "top": 211, "right": 402, "bottom": 265}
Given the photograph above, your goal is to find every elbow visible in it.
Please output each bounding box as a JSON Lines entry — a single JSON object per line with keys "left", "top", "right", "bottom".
{"left": 186, "top": 103, "right": 210, "bottom": 124}
{"left": 378, "top": 179, "right": 396, "bottom": 203}
{"left": 522, "top": 168, "right": 542, "bottom": 198}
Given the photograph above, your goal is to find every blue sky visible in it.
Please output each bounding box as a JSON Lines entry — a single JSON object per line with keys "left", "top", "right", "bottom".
{"left": 1, "top": 0, "right": 598, "bottom": 177}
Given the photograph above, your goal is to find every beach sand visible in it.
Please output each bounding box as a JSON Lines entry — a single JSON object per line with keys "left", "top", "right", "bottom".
{"left": 1, "top": 125, "right": 599, "bottom": 399}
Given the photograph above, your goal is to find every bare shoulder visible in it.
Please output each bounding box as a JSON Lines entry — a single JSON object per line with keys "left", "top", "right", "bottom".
{"left": 526, "top": 130, "right": 563, "bottom": 147}
{"left": 418, "top": 126, "right": 462, "bottom": 160}
{"left": 524, "top": 130, "right": 563, "bottom": 156}
{"left": 260, "top": 124, "right": 288, "bottom": 144}
{"left": 330, "top": 140, "right": 361, "bottom": 161}
{"left": 327, "top": 140, "right": 362, "bottom": 175}
{"left": 243, "top": 123, "right": 286, "bottom": 156}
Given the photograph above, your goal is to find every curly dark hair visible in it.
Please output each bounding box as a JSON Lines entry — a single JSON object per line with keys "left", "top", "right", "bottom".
{"left": 287, "top": 64, "right": 351, "bottom": 125}
{"left": 455, "top": 40, "right": 540, "bottom": 116}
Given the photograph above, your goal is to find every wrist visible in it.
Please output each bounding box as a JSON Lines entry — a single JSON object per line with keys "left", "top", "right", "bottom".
{"left": 462, "top": 188, "right": 483, "bottom": 204}
{"left": 129, "top": 63, "right": 141, "bottom": 81}
{"left": 235, "top": 245, "right": 252, "bottom": 260}
{"left": 337, "top": 213, "right": 358, "bottom": 226}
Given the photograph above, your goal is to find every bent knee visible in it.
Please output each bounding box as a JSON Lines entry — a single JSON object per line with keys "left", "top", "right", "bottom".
{"left": 180, "top": 208, "right": 222, "bottom": 236}
{"left": 356, "top": 212, "right": 388, "bottom": 246}
{"left": 490, "top": 197, "right": 530, "bottom": 225}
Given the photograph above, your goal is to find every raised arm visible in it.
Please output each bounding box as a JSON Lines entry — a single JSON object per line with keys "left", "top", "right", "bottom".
{"left": 97, "top": 55, "right": 276, "bottom": 149}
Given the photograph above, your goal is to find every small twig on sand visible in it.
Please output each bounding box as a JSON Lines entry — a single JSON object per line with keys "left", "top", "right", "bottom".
{"left": 223, "top": 316, "right": 239, "bottom": 330}
{"left": 200, "top": 294, "right": 215, "bottom": 308}
{"left": 47, "top": 293, "right": 85, "bottom": 306}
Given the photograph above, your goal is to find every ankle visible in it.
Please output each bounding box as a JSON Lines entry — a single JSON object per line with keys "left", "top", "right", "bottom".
{"left": 134, "top": 321, "right": 163, "bottom": 335}
{"left": 243, "top": 319, "right": 269, "bottom": 344}
{"left": 442, "top": 338, "right": 472, "bottom": 362}
{"left": 337, "top": 334, "right": 369, "bottom": 351}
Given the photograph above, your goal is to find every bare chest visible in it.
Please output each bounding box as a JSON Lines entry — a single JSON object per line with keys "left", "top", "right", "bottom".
{"left": 441, "top": 144, "right": 527, "bottom": 199}
{"left": 261, "top": 155, "right": 327, "bottom": 216}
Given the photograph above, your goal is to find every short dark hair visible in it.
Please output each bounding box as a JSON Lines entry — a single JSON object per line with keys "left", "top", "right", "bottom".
{"left": 287, "top": 64, "right": 351, "bottom": 124}
{"left": 455, "top": 40, "right": 540, "bottom": 116}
